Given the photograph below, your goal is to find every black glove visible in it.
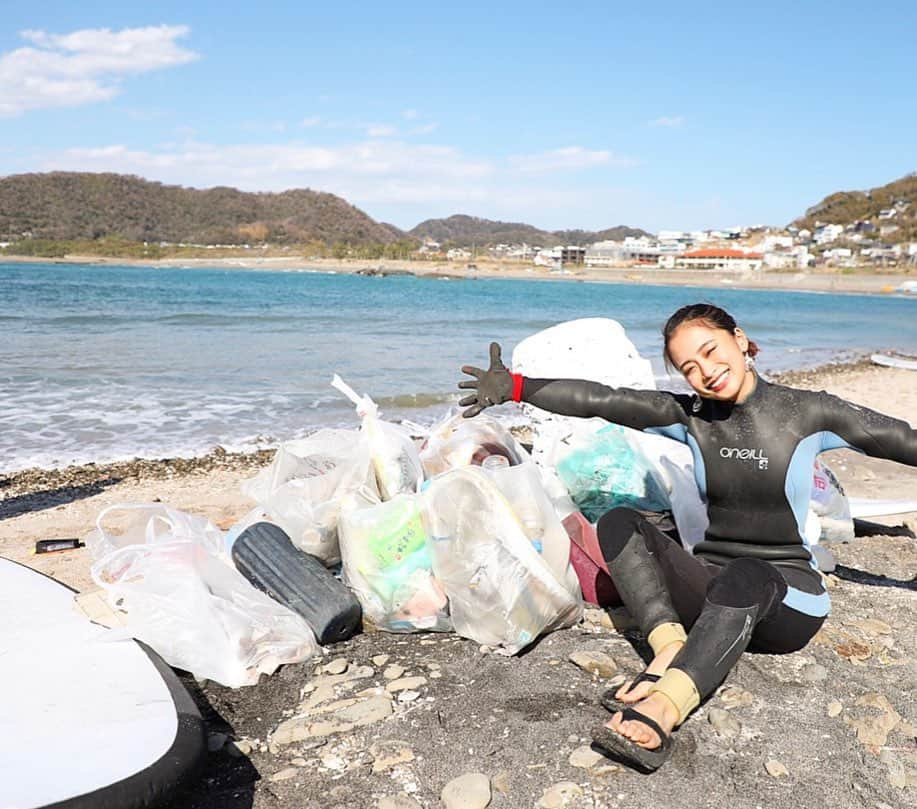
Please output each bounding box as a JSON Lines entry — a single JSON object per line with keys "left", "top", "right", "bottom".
{"left": 458, "top": 342, "right": 514, "bottom": 418}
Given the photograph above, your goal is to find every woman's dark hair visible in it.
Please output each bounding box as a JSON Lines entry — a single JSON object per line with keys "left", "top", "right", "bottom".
{"left": 662, "top": 303, "right": 759, "bottom": 368}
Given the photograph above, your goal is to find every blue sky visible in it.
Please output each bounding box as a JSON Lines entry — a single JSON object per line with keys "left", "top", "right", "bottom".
{"left": 0, "top": 1, "right": 914, "bottom": 233}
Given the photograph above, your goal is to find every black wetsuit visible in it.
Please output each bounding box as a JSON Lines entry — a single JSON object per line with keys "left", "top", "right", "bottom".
{"left": 520, "top": 373, "right": 917, "bottom": 699}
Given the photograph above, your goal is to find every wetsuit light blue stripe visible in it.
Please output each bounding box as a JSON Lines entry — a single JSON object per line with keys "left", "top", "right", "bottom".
{"left": 782, "top": 585, "right": 831, "bottom": 617}
{"left": 784, "top": 431, "right": 855, "bottom": 572}
{"left": 646, "top": 424, "right": 688, "bottom": 443}
{"left": 685, "top": 433, "right": 707, "bottom": 501}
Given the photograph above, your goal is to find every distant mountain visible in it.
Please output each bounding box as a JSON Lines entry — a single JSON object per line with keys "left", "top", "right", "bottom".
{"left": 0, "top": 172, "right": 405, "bottom": 246}
{"left": 792, "top": 173, "right": 917, "bottom": 242}
{"left": 409, "top": 214, "right": 649, "bottom": 247}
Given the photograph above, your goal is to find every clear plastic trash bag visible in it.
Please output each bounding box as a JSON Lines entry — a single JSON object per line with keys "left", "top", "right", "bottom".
{"left": 421, "top": 468, "right": 582, "bottom": 655}
{"left": 339, "top": 490, "right": 451, "bottom": 633}
{"left": 332, "top": 374, "right": 424, "bottom": 500}
{"left": 86, "top": 504, "right": 318, "bottom": 688}
{"left": 554, "top": 423, "right": 670, "bottom": 522}
{"left": 241, "top": 428, "right": 377, "bottom": 565}
{"left": 419, "top": 410, "right": 529, "bottom": 478}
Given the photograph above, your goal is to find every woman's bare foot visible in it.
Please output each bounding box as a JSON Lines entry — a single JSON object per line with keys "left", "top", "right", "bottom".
{"left": 615, "top": 641, "right": 684, "bottom": 704}
{"left": 607, "top": 692, "right": 679, "bottom": 750}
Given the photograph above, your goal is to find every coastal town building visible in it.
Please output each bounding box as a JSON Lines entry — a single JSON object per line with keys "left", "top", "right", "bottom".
{"left": 674, "top": 248, "right": 763, "bottom": 272}
{"left": 813, "top": 224, "right": 844, "bottom": 245}
{"left": 763, "top": 245, "right": 810, "bottom": 270}
{"left": 584, "top": 238, "right": 660, "bottom": 266}
{"left": 533, "top": 246, "right": 562, "bottom": 267}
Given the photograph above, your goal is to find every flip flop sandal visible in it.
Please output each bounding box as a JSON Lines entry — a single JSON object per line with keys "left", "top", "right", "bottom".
{"left": 600, "top": 671, "right": 661, "bottom": 713}
{"left": 591, "top": 707, "right": 673, "bottom": 773}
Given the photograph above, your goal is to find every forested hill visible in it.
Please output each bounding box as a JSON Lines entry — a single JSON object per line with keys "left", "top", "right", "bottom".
{"left": 792, "top": 173, "right": 917, "bottom": 241}
{"left": 0, "top": 172, "right": 404, "bottom": 246}
{"left": 409, "top": 214, "right": 649, "bottom": 247}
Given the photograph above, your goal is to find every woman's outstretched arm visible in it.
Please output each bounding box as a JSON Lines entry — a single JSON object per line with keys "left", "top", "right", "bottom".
{"left": 459, "top": 342, "right": 690, "bottom": 433}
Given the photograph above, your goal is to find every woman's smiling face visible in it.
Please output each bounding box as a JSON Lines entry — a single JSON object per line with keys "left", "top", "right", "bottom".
{"left": 666, "top": 320, "right": 755, "bottom": 402}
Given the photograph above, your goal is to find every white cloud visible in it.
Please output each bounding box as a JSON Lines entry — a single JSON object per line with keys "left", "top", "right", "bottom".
{"left": 44, "top": 139, "right": 494, "bottom": 192}
{"left": 402, "top": 109, "right": 419, "bottom": 120}
{"left": 411, "top": 122, "right": 439, "bottom": 135}
{"left": 300, "top": 116, "right": 322, "bottom": 127}
{"left": 36, "top": 137, "right": 648, "bottom": 228}
{"left": 650, "top": 115, "right": 685, "bottom": 128}
{"left": 0, "top": 25, "right": 197, "bottom": 117}
{"left": 366, "top": 124, "right": 397, "bottom": 137}
{"left": 509, "top": 146, "right": 633, "bottom": 173}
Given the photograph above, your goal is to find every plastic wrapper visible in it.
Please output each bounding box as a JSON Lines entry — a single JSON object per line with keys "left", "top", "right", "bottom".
{"left": 332, "top": 374, "right": 424, "bottom": 500}
{"left": 422, "top": 468, "right": 582, "bottom": 655}
{"left": 86, "top": 504, "right": 318, "bottom": 688}
{"left": 419, "top": 411, "right": 528, "bottom": 477}
{"left": 554, "top": 423, "right": 670, "bottom": 522}
{"left": 339, "top": 491, "right": 450, "bottom": 633}
{"left": 241, "top": 428, "right": 376, "bottom": 565}
{"left": 808, "top": 459, "right": 854, "bottom": 544}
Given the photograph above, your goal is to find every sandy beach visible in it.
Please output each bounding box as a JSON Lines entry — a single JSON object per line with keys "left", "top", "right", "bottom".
{"left": 5, "top": 252, "right": 916, "bottom": 296}
{"left": 2, "top": 360, "right": 915, "bottom": 807}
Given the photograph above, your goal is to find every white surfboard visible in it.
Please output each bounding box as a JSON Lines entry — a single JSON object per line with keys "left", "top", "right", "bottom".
{"left": 848, "top": 498, "right": 917, "bottom": 520}
{"left": 0, "top": 558, "right": 206, "bottom": 809}
{"left": 871, "top": 353, "right": 917, "bottom": 371}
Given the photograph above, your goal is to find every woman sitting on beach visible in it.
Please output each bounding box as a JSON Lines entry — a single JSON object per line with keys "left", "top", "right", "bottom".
{"left": 458, "top": 302, "right": 917, "bottom": 772}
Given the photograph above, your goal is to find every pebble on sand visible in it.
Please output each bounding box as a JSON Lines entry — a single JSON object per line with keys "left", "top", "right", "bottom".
{"left": 323, "top": 657, "right": 350, "bottom": 675}
{"left": 385, "top": 675, "right": 427, "bottom": 693}
{"left": 537, "top": 781, "right": 584, "bottom": 808}
{"left": 568, "top": 745, "right": 605, "bottom": 769}
{"left": 719, "top": 686, "right": 754, "bottom": 709}
{"left": 269, "top": 767, "right": 300, "bottom": 783}
{"left": 271, "top": 696, "right": 394, "bottom": 745}
{"left": 707, "top": 707, "right": 741, "bottom": 740}
{"left": 568, "top": 650, "right": 618, "bottom": 678}
{"left": 765, "top": 759, "right": 789, "bottom": 778}
{"left": 441, "top": 772, "right": 492, "bottom": 809}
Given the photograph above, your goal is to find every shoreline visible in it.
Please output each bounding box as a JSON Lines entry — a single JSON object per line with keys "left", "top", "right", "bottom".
{"left": 4, "top": 252, "right": 915, "bottom": 297}
{"left": 0, "top": 355, "right": 907, "bottom": 501}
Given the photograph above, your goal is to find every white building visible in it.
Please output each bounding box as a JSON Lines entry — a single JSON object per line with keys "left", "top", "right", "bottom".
{"left": 534, "top": 246, "right": 563, "bottom": 267}
{"left": 813, "top": 224, "right": 844, "bottom": 245}
{"left": 823, "top": 247, "right": 855, "bottom": 267}
{"left": 584, "top": 241, "right": 621, "bottom": 267}
{"left": 675, "top": 248, "right": 763, "bottom": 272}
{"left": 757, "top": 234, "right": 794, "bottom": 252}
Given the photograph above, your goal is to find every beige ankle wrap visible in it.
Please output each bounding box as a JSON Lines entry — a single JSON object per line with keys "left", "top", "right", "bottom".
{"left": 647, "top": 622, "right": 687, "bottom": 656}
{"left": 648, "top": 668, "right": 700, "bottom": 725}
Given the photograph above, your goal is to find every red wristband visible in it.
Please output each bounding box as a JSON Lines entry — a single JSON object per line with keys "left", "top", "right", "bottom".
{"left": 510, "top": 373, "right": 525, "bottom": 402}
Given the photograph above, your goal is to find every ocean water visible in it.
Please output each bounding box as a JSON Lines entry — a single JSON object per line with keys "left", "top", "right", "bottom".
{"left": 2, "top": 261, "right": 916, "bottom": 473}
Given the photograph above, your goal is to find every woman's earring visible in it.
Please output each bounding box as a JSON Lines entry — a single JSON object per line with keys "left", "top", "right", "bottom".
{"left": 744, "top": 353, "right": 755, "bottom": 370}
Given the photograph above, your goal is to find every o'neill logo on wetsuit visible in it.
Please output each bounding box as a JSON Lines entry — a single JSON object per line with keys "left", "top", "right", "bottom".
{"left": 719, "top": 446, "right": 769, "bottom": 470}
